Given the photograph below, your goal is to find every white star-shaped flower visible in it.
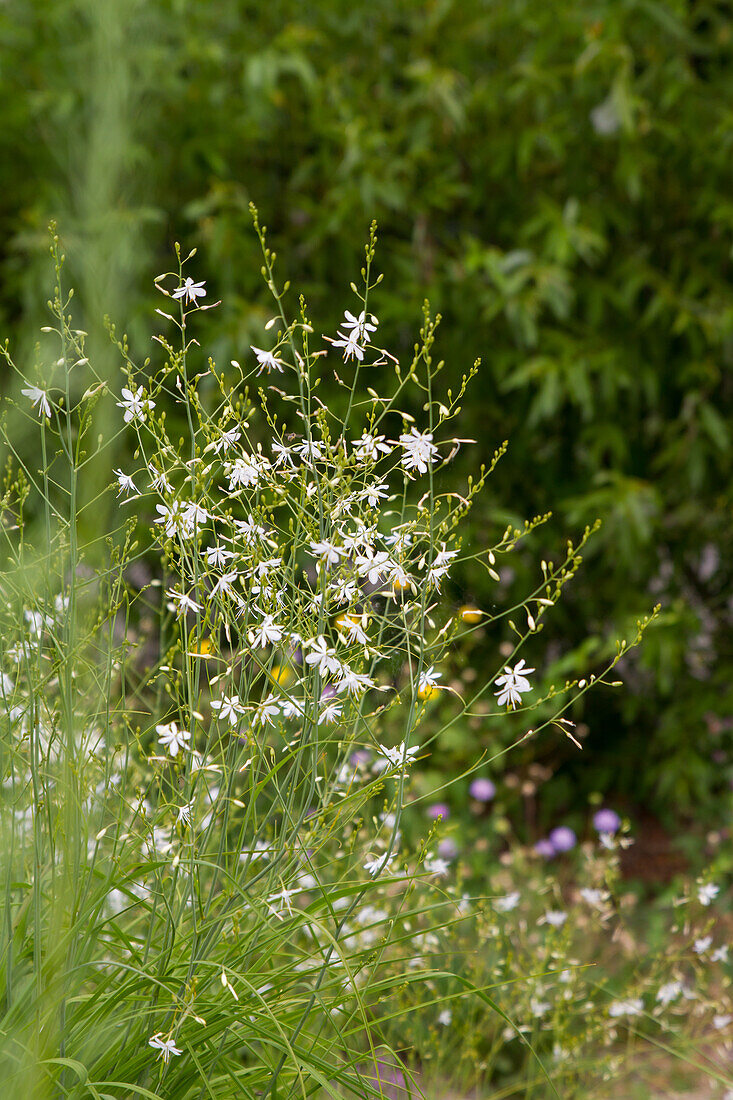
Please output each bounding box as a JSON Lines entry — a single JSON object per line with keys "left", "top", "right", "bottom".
{"left": 155, "top": 721, "right": 191, "bottom": 758}
{"left": 148, "top": 1033, "right": 182, "bottom": 1063}
{"left": 494, "top": 659, "right": 535, "bottom": 709}
{"left": 117, "top": 385, "right": 154, "bottom": 424}
{"left": 251, "top": 346, "right": 285, "bottom": 375}
{"left": 399, "top": 427, "right": 438, "bottom": 475}
{"left": 21, "top": 385, "right": 52, "bottom": 419}
{"left": 249, "top": 615, "right": 284, "bottom": 648}
{"left": 172, "top": 277, "right": 206, "bottom": 304}
{"left": 211, "top": 694, "right": 244, "bottom": 725}
{"left": 113, "top": 469, "right": 138, "bottom": 497}
{"left": 364, "top": 852, "right": 394, "bottom": 877}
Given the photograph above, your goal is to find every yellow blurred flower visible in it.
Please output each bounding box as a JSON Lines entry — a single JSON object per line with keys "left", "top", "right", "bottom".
{"left": 392, "top": 576, "right": 412, "bottom": 594}
{"left": 270, "top": 664, "right": 293, "bottom": 686}
{"left": 459, "top": 606, "right": 483, "bottom": 624}
{"left": 417, "top": 683, "right": 441, "bottom": 701}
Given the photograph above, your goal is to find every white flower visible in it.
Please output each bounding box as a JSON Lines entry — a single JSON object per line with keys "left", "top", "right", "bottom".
{"left": 698, "top": 883, "right": 720, "bottom": 906}
{"left": 712, "top": 945, "right": 729, "bottom": 963}
{"left": 210, "top": 427, "right": 241, "bottom": 453}
{"left": 166, "top": 588, "right": 202, "bottom": 616}
{"left": 353, "top": 431, "right": 391, "bottom": 462}
{"left": 339, "top": 616, "right": 369, "bottom": 646}
{"left": 268, "top": 886, "right": 296, "bottom": 919}
{"left": 399, "top": 427, "right": 438, "bottom": 475}
{"left": 579, "top": 888, "right": 604, "bottom": 907}
{"left": 310, "top": 539, "right": 344, "bottom": 565}
{"left": 656, "top": 981, "right": 682, "bottom": 1006}
{"left": 305, "top": 636, "right": 341, "bottom": 678}
{"left": 494, "top": 659, "right": 535, "bottom": 709}
{"left": 249, "top": 615, "right": 284, "bottom": 648}
{"left": 318, "top": 700, "right": 342, "bottom": 724}
{"left": 590, "top": 97, "right": 620, "bottom": 136}
{"left": 341, "top": 309, "right": 378, "bottom": 340}
{"left": 693, "top": 936, "right": 712, "bottom": 955}
{"left": 330, "top": 330, "right": 365, "bottom": 362}
{"left": 542, "top": 910, "right": 567, "bottom": 928}
{"left": 377, "top": 741, "right": 420, "bottom": 768}
{"left": 438, "top": 1009, "right": 452, "bottom": 1026}
{"left": 388, "top": 562, "right": 413, "bottom": 590}
{"left": 234, "top": 514, "right": 267, "bottom": 544}
{"left": 172, "top": 276, "right": 206, "bottom": 304}
{"left": 206, "top": 545, "right": 234, "bottom": 569}
{"left": 494, "top": 892, "right": 520, "bottom": 913}
{"left": 280, "top": 696, "right": 306, "bottom": 720}
{"left": 148, "top": 1033, "right": 182, "bottom": 1063}
{"left": 183, "top": 501, "right": 208, "bottom": 529}
{"left": 177, "top": 802, "right": 193, "bottom": 826}
{"left": 292, "top": 439, "right": 324, "bottom": 464}
{"left": 113, "top": 469, "right": 138, "bottom": 497}
{"left": 361, "top": 482, "right": 389, "bottom": 509}
{"left": 328, "top": 577, "right": 359, "bottom": 606}
{"left": 225, "top": 453, "right": 270, "bottom": 491}
{"left": 21, "top": 385, "right": 52, "bottom": 419}
{"left": 340, "top": 522, "right": 375, "bottom": 553}
{"left": 608, "top": 998, "right": 643, "bottom": 1018}
{"left": 253, "top": 556, "right": 282, "bottom": 579}
{"left": 271, "top": 440, "right": 296, "bottom": 468}
{"left": 713, "top": 1015, "right": 733, "bottom": 1030}
{"left": 424, "top": 856, "right": 450, "bottom": 877}
{"left": 154, "top": 501, "right": 185, "bottom": 539}
{"left": 254, "top": 697, "right": 281, "bottom": 727}
{"left": 418, "top": 666, "right": 441, "bottom": 693}
{"left": 355, "top": 549, "right": 391, "bottom": 586}
{"left": 336, "top": 667, "right": 374, "bottom": 696}
{"left": 426, "top": 546, "right": 458, "bottom": 588}
{"left": 251, "top": 346, "right": 285, "bottom": 375}
{"left": 156, "top": 721, "right": 191, "bottom": 758}
{"left": 364, "top": 852, "right": 394, "bottom": 877}
{"left": 211, "top": 695, "right": 244, "bottom": 725}
{"left": 117, "top": 385, "right": 154, "bottom": 424}
{"left": 149, "top": 467, "right": 173, "bottom": 494}
{"left": 211, "top": 570, "right": 240, "bottom": 599}
{"left": 384, "top": 528, "right": 413, "bottom": 553}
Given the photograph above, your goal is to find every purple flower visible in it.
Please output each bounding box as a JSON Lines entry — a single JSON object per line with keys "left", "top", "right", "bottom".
{"left": 438, "top": 837, "right": 459, "bottom": 859}
{"left": 350, "top": 749, "right": 371, "bottom": 768}
{"left": 427, "top": 802, "right": 450, "bottom": 820}
{"left": 593, "top": 808, "right": 621, "bottom": 834}
{"left": 534, "top": 838, "right": 555, "bottom": 859}
{"left": 549, "top": 826, "right": 577, "bottom": 853}
{"left": 469, "top": 778, "right": 496, "bottom": 802}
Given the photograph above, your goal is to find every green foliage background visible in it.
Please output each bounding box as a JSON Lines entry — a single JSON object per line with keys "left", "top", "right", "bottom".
{"left": 1, "top": 0, "right": 732, "bottom": 827}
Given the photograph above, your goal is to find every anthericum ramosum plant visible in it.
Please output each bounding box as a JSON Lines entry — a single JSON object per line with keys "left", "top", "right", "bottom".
{"left": 0, "top": 217, "right": 659, "bottom": 1098}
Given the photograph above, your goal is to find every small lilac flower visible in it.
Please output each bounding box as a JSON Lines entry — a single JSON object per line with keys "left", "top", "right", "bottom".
{"left": 469, "top": 778, "right": 496, "bottom": 802}
{"left": 534, "top": 838, "right": 555, "bottom": 859}
{"left": 549, "top": 826, "right": 577, "bottom": 853}
{"left": 427, "top": 802, "right": 450, "bottom": 820}
{"left": 438, "top": 837, "right": 459, "bottom": 860}
{"left": 593, "top": 808, "right": 621, "bottom": 834}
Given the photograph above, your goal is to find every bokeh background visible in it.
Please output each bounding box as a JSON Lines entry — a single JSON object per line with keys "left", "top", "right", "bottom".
{"left": 2, "top": 0, "right": 732, "bottom": 855}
